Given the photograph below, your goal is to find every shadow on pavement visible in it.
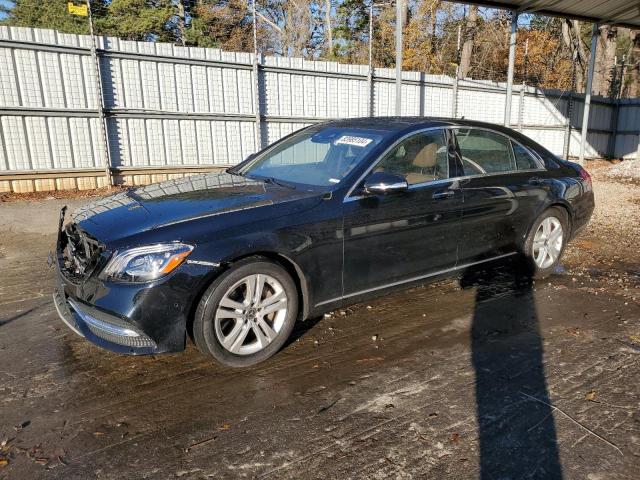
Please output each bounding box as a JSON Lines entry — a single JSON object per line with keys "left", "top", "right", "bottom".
{"left": 0, "top": 304, "right": 43, "bottom": 328}
{"left": 461, "top": 260, "right": 563, "bottom": 479}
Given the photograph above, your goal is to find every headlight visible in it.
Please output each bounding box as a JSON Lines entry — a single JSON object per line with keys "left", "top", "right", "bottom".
{"left": 99, "top": 243, "right": 193, "bottom": 283}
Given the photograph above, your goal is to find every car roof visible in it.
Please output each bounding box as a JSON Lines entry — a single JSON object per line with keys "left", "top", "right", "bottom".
{"left": 320, "top": 116, "right": 519, "bottom": 137}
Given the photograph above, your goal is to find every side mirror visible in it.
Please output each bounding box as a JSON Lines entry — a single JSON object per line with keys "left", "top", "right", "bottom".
{"left": 363, "top": 172, "right": 408, "bottom": 195}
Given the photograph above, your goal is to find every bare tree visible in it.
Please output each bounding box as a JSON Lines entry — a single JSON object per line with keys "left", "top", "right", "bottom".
{"left": 177, "top": 0, "right": 186, "bottom": 46}
{"left": 593, "top": 25, "right": 617, "bottom": 96}
{"left": 561, "top": 19, "right": 588, "bottom": 92}
{"left": 459, "top": 5, "right": 477, "bottom": 78}
{"left": 325, "top": 0, "right": 333, "bottom": 54}
{"left": 627, "top": 30, "right": 640, "bottom": 97}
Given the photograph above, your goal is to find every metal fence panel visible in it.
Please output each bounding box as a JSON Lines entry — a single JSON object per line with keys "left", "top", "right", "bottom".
{"left": 0, "top": 25, "right": 639, "bottom": 179}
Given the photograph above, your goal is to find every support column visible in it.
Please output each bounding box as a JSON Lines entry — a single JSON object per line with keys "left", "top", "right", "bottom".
{"left": 368, "top": 0, "right": 374, "bottom": 117}
{"left": 88, "top": 0, "right": 112, "bottom": 187}
{"left": 395, "top": 0, "right": 403, "bottom": 116}
{"left": 580, "top": 24, "right": 599, "bottom": 163}
{"left": 252, "top": 0, "right": 263, "bottom": 150}
{"left": 504, "top": 10, "right": 517, "bottom": 127}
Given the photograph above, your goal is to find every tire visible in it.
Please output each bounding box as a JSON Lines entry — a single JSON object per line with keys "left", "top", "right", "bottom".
{"left": 522, "top": 206, "right": 570, "bottom": 279}
{"left": 193, "top": 257, "right": 299, "bottom": 367}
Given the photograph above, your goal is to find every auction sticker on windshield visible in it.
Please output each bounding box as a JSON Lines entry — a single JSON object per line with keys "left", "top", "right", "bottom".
{"left": 334, "top": 136, "right": 373, "bottom": 147}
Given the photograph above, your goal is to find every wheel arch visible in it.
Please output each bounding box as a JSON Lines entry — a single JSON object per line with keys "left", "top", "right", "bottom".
{"left": 239, "top": 251, "right": 311, "bottom": 321}
{"left": 191, "top": 248, "right": 310, "bottom": 325}
{"left": 547, "top": 201, "right": 574, "bottom": 236}
{"left": 520, "top": 200, "right": 573, "bottom": 254}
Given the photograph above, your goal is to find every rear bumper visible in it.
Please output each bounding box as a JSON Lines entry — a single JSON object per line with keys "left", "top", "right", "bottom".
{"left": 570, "top": 190, "right": 595, "bottom": 240}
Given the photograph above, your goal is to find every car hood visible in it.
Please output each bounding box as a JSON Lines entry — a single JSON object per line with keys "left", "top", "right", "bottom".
{"left": 70, "top": 172, "right": 322, "bottom": 244}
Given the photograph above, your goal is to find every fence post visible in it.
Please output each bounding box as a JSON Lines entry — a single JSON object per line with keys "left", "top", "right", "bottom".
{"left": 504, "top": 10, "right": 517, "bottom": 127}
{"left": 368, "top": 0, "right": 374, "bottom": 117}
{"left": 252, "top": 0, "right": 263, "bottom": 150}
{"left": 579, "top": 23, "right": 599, "bottom": 163}
{"left": 395, "top": 0, "right": 404, "bottom": 116}
{"left": 88, "top": 1, "right": 112, "bottom": 187}
{"left": 563, "top": 53, "right": 578, "bottom": 159}
{"left": 607, "top": 56, "right": 624, "bottom": 159}
{"left": 451, "top": 73, "right": 459, "bottom": 118}
{"left": 517, "top": 84, "right": 525, "bottom": 131}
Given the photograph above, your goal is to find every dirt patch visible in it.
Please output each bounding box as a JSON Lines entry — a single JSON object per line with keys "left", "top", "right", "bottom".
{"left": 0, "top": 186, "right": 124, "bottom": 203}
{"left": 0, "top": 165, "right": 639, "bottom": 480}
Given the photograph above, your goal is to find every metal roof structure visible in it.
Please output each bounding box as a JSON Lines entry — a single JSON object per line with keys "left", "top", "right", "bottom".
{"left": 445, "top": 1, "right": 639, "bottom": 162}
{"left": 452, "top": 1, "right": 640, "bottom": 28}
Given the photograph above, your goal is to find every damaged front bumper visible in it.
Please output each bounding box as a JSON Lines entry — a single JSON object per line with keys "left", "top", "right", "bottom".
{"left": 53, "top": 288, "right": 159, "bottom": 355}
{"left": 52, "top": 206, "right": 220, "bottom": 356}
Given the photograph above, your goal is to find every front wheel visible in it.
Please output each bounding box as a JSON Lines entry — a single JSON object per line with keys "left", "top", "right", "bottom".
{"left": 522, "top": 207, "right": 569, "bottom": 279}
{"left": 193, "top": 258, "right": 299, "bottom": 367}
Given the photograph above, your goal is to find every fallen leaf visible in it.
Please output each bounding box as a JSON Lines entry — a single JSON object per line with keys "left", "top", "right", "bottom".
{"left": 14, "top": 420, "right": 30, "bottom": 431}
{"left": 218, "top": 423, "right": 231, "bottom": 431}
{"left": 0, "top": 459, "right": 8, "bottom": 468}
{"left": 585, "top": 391, "right": 597, "bottom": 401}
{"left": 566, "top": 327, "right": 580, "bottom": 337}
{"left": 451, "top": 432, "right": 460, "bottom": 443}
{"left": 629, "top": 335, "right": 640, "bottom": 344}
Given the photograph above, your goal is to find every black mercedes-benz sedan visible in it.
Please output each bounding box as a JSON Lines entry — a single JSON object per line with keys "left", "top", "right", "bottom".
{"left": 53, "top": 117, "right": 594, "bottom": 367}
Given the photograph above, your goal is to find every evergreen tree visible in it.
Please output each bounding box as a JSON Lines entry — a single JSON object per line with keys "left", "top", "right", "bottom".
{"left": 0, "top": 0, "right": 107, "bottom": 35}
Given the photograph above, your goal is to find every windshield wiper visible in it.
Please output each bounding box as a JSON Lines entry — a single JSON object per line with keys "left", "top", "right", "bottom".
{"left": 261, "top": 177, "right": 296, "bottom": 190}
{"left": 226, "top": 168, "right": 244, "bottom": 177}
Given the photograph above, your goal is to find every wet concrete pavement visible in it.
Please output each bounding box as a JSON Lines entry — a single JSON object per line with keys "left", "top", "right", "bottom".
{"left": 1, "top": 186, "right": 639, "bottom": 479}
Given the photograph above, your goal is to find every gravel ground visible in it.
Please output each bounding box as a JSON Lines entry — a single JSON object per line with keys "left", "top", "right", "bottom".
{"left": 0, "top": 164, "right": 638, "bottom": 480}
{"left": 563, "top": 162, "right": 640, "bottom": 305}
{"left": 604, "top": 159, "right": 640, "bottom": 181}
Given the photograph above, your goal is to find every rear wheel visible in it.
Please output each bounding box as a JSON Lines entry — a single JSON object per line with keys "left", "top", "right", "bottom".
{"left": 193, "top": 258, "right": 298, "bottom": 367}
{"left": 523, "top": 207, "right": 569, "bottom": 278}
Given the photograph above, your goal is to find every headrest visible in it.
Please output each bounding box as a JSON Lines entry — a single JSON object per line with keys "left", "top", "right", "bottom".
{"left": 413, "top": 143, "right": 438, "bottom": 168}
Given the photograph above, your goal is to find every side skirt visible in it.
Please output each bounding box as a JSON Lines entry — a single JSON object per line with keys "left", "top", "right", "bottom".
{"left": 314, "top": 251, "right": 519, "bottom": 308}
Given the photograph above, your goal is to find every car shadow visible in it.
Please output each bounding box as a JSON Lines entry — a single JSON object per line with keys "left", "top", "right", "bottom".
{"left": 460, "top": 259, "right": 563, "bottom": 479}
{"left": 285, "top": 315, "right": 325, "bottom": 347}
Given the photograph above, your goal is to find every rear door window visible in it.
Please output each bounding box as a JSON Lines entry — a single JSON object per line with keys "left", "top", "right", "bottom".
{"left": 511, "top": 142, "right": 541, "bottom": 170}
{"left": 454, "top": 128, "right": 516, "bottom": 175}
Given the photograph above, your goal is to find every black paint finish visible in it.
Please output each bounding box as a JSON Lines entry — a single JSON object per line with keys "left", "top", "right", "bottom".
{"left": 54, "top": 117, "right": 595, "bottom": 355}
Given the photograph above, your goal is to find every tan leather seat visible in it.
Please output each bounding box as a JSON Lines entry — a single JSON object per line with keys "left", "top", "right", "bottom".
{"left": 405, "top": 143, "right": 438, "bottom": 184}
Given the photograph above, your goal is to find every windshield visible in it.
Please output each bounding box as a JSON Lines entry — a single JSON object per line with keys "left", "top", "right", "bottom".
{"left": 237, "top": 126, "right": 385, "bottom": 187}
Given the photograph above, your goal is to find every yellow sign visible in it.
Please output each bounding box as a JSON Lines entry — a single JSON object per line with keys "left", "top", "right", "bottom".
{"left": 67, "top": 1, "right": 88, "bottom": 17}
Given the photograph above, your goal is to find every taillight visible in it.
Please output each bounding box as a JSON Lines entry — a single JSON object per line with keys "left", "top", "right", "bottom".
{"left": 579, "top": 167, "right": 592, "bottom": 190}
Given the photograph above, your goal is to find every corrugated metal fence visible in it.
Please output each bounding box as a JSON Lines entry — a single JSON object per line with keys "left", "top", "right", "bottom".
{"left": 0, "top": 26, "right": 639, "bottom": 192}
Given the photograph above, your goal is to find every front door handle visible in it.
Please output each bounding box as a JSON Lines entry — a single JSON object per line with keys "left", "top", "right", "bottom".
{"left": 529, "top": 177, "right": 544, "bottom": 185}
{"left": 432, "top": 190, "right": 455, "bottom": 200}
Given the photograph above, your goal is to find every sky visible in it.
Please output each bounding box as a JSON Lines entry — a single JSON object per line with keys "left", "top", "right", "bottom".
{"left": 0, "top": 0, "right": 11, "bottom": 20}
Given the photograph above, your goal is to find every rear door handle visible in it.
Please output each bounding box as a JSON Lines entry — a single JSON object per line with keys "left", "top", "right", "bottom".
{"left": 432, "top": 190, "right": 455, "bottom": 200}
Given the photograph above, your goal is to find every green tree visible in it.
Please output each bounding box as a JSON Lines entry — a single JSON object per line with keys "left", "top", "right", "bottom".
{"left": 1, "top": 0, "right": 175, "bottom": 42}
{"left": 100, "top": 0, "right": 175, "bottom": 41}
{"left": 0, "top": 0, "right": 108, "bottom": 35}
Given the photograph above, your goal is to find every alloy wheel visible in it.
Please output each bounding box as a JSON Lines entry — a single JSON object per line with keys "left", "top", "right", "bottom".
{"left": 214, "top": 274, "right": 288, "bottom": 355}
{"left": 532, "top": 216, "right": 563, "bottom": 269}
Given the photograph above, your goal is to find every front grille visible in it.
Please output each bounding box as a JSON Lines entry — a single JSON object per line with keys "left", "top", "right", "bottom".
{"left": 59, "top": 223, "right": 105, "bottom": 282}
